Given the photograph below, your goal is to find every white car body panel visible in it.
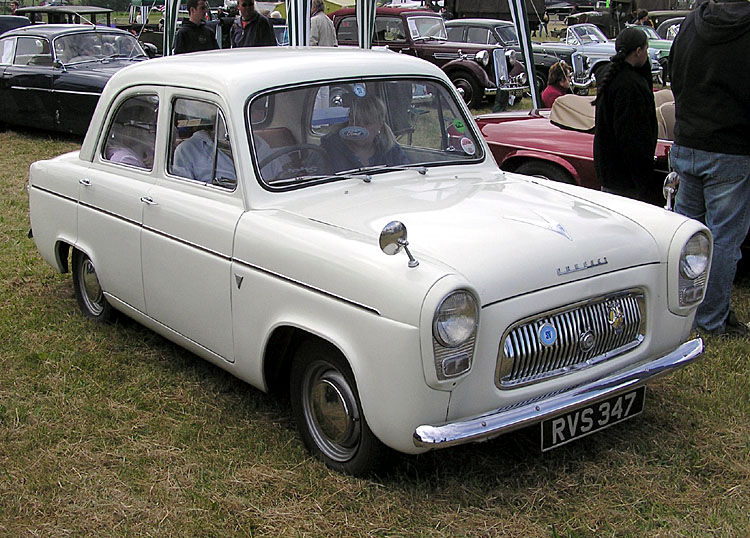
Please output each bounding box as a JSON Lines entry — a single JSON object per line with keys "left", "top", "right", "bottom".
{"left": 28, "top": 48, "right": 709, "bottom": 461}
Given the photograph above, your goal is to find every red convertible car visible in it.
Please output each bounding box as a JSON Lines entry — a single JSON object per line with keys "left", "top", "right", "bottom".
{"left": 474, "top": 91, "right": 675, "bottom": 205}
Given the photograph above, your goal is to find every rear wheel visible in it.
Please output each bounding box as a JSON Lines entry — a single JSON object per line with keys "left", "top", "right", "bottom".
{"left": 72, "top": 249, "right": 115, "bottom": 322}
{"left": 290, "top": 339, "right": 390, "bottom": 476}
{"left": 515, "top": 160, "right": 575, "bottom": 184}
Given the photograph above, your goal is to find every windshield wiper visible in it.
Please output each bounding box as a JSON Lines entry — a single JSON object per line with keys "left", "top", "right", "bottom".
{"left": 338, "top": 164, "right": 428, "bottom": 183}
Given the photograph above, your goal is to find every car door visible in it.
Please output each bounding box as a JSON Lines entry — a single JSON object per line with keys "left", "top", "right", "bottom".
{"left": 141, "top": 93, "right": 243, "bottom": 362}
{"left": 2, "top": 35, "right": 54, "bottom": 130}
{"left": 77, "top": 90, "right": 161, "bottom": 314}
{"left": 0, "top": 36, "right": 15, "bottom": 123}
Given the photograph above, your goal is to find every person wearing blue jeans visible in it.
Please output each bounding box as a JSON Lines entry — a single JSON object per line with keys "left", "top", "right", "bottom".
{"left": 671, "top": 147, "right": 750, "bottom": 334}
{"left": 669, "top": 0, "right": 750, "bottom": 336}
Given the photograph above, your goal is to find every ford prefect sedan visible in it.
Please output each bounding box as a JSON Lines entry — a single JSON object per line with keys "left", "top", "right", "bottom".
{"left": 28, "top": 48, "right": 709, "bottom": 475}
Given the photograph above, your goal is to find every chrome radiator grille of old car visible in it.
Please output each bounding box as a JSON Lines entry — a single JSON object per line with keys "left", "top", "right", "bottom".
{"left": 496, "top": 290, "right": 646, "bottom": 388}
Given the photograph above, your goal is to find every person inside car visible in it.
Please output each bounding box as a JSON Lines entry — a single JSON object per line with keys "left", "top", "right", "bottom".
{"left": 542, "top": 61, "right": 572, "bottom": 108}
{"left": 321, "top": 93, "right": 407, "bottom": 173}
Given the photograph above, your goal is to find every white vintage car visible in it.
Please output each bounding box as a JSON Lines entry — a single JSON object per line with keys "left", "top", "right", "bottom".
{"left": 28, "top": 48, "right": 709, "bottom": 475}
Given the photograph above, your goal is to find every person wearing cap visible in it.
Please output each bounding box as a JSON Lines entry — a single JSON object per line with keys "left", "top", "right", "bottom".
{"left": 592, "top": 27, "right": 657, "bottom": 203}
{"left": 174, "top": 0, "right": 219, "bottom": 54}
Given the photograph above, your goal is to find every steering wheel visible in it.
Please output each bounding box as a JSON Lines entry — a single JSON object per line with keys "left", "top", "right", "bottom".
{"left": 257, "top": 144, "right": 330, "bottom": 178}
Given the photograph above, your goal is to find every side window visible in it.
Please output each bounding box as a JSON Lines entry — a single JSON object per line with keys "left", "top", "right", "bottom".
{"left": 467, "top": 27, "right": 490, "bottom": 45}
{"left": 446, "top": 27, "right": 464, "bottom": 42}
{"left": 1, "top": 38, "right": 14, "bottom": 64}
{"left": 168, "top": 98, "right": 236, "bottom": 189}
{"left": 336, "top": 17, "right": 358, "bottom": 42}
{"left": 14, "top": 37, "right": 51, "bottom": 66}
{"left": 375, "top": 17, "right": 406, "bottom": 42}
{"left": 102, "top": 94, "right": 158, "bottom": 170}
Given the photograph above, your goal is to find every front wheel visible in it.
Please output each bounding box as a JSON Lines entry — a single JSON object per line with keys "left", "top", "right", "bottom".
{"left": 72, "top": 249, "right": 115, "bottom": 322}
{"left": 450, "top": 71, "right": 482, "bottom": 109}
{"left": 290, "top": 339, "right": 390, "bottom": 476}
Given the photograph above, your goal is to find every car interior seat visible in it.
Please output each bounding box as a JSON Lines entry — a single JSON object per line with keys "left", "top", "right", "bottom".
{"left": 656, "top": 101, "right": 675, "bottom": 141}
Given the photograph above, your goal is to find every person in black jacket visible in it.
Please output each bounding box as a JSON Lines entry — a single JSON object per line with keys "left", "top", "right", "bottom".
{"left": 230, "top": 0, "right": 276, "bottom": 48}
{"left": 174, "top": 0, "right": 219, "bottom": 54}
{"left": 669, "top": 0, "right": 750, "bottom": 337}
{"left": 593, "top": 27, "right": 657, "bottom": 203}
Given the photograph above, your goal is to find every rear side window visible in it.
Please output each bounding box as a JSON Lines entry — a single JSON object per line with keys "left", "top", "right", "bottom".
{"left": 102, "top": 94, "right": 159, "bottom": 170}
{"left": 14, "top": 36, "right": 51, "bottom": 66}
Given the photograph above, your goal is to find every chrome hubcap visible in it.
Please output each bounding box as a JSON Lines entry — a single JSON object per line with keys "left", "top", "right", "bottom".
{"left": 303, "top": 362, "right": 360, "bottom": 462}
{"left": 80, "top": 258, "right": 104, "bottom": 316}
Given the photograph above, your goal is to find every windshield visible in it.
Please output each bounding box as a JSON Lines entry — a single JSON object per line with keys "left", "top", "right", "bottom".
{"left": 495, "top": 25, "right": 518, "bottom": 45}
{"left": 248, "top": 78, "right": 483, "bottom": 189}
{"left": 53, "top": 32, "right": 145, "bottom": 64}
{"left": 408, "top": 16, "right": 447, "bottom": 40}
{"left": 576, "top": 24, "right": 608, "bottom": 43}
{"left": 638, "top": 25, "right": 660, "bottom": 40}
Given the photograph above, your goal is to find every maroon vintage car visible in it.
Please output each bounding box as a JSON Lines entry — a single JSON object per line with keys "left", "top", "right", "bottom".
{"left": 474, "top": 91, "right": 675, "bottom": 204}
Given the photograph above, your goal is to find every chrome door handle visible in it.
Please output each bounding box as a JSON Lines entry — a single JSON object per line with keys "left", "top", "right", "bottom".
{"left": 140, "top": 196, "right": 158, "bottom": 205}
{"left": 79, "top": 178, "right": 91, "bottom": 186}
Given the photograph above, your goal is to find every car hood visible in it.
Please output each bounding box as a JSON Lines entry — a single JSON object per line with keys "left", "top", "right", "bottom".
{"left": 276, "top": 169, "right": 660, "bottom": 304}
{"left": 581, "top": 41, "right": 615, "bottom": 55}
{"left": 533, "top": 41, "right": 576, "bottom": 55}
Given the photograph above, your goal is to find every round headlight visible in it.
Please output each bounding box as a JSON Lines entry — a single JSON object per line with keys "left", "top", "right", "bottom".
{"left": 433, "top": 291, "right": 478, "bottom": 348}
{"left": 475, "top": 50, "right": 490, "bottom": 66}
{"left": 680, "top": 232, "right": 710, "bottom": 279}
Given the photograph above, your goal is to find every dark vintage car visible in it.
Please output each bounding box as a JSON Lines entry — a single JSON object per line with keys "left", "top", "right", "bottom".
{"left": 16, "top": 5, "right": 114, "bottom": 26}
{"left": 445, "top": 18, "right": 593, "bottom": 93}
{"left": 0, "top": 25, "right": 148, "bottom": 135}
{"left": 331, "top": 7, "right": 528, "bottom": 109}
{"left": 0, "top": 15, "right": 31, "bottom": 36}
{"left": 474, "top": 91, "right": 675, "bottom": 204}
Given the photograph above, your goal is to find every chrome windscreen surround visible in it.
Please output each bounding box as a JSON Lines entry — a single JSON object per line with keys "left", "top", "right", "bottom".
{"left": 496, "top": 289, "right": 646, "bottom": 388}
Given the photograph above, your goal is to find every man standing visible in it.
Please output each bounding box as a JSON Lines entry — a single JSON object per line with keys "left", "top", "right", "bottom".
{"left": 174, "top": 0, "right": 219, "bottom": 54}
{"left": 10, "top": 1, "right": 19, "bottom": 16}
{"left": 310, "top": 0, "right": 337, "bottom": 47}
{"left": 669, "top": 0, "right": 750, "bottom": 337}
{"left": 230, "top": 0, "right": 276, "bottom": 48}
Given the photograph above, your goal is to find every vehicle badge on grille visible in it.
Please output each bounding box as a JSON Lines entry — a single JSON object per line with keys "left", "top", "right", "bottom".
{"left": 606, "top": 303, "right": 625, "bottom": 333}
{"left": 538, "top": 322, "right": 558, "bottom": 347}
{"left": 579, "top": 329, "right": 596, "bottom": 352}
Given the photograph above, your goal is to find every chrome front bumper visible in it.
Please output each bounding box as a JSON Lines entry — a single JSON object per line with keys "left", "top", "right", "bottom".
{"left": 413, "top": 338, "right": 703, "bottom": 448}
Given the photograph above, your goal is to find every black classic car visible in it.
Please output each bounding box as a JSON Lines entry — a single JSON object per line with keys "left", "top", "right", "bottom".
{"left": 331, "top": 7, "right": 527, "bottom": 109}
{"left": 445, "top": 18, "right": 593, "bottom": 93}
{"left": 0, "top": 25, "right": 148, "bottom": 135}
{"left": 0, "top": 15, "right": 30, "bottom": 36}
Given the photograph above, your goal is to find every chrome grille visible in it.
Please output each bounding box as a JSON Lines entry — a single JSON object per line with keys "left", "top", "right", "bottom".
{"left": 497, "top": 290, "right": 645, "bottom": 388}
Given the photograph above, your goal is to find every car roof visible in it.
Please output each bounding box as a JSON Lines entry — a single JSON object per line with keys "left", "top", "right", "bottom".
{"left": 81, "top": 47, "right": 449, "bottom": 162}
{"left": 1, "top": 24, "right": 130, "bottom": 39}
{"left": 331, "top": 7, "right": 438, "bottom": 17}
{"left": 16, "top": 6, "right": 113, "bottom": 15}
{"left": 445, "top": 19, "right": 513, "bottom": 28}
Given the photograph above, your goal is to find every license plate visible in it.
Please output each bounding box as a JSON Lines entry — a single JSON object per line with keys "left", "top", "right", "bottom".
{"left": 541, "top": 386, "right": 645, "bottom": 451}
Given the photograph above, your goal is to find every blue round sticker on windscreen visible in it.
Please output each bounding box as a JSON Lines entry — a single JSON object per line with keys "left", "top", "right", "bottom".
{"left": 539, "top": 323, "right": 558, "bottom": 347}
{"left": 353, "top": 83, "right": 367, "bottom": 97}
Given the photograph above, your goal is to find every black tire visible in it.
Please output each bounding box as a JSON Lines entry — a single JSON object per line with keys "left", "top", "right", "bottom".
{"left": 290, "top": 339, "right": 390, "bottom": 476}
{"left": 534, "top": 69, "right": 548, "bottom": 95}
{"left": 515, "top": 160, "right": 575, "bottom": 184}
{"left": 72, "top": 249, "right": 115, "bottom": 322}
{"left": 450, "top": 71, "right": 482, "bottom": 109}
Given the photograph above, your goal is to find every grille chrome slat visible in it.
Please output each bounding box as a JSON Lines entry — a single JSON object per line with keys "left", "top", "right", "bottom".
{"left": 497, "top": 290, "right": 646, "bottom": 388}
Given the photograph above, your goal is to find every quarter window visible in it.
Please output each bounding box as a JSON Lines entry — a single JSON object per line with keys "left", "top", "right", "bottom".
{"left": 168, "top": 98, "right": 237, "bottom": 189}
{"left": 102, "top": 94, "right": 159, "bottom": 170}
{"left": 1, "top": 38, "right": 14, "bottom": 64}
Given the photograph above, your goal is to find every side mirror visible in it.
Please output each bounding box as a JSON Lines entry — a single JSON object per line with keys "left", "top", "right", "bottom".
{"left": 53, "top": 59, "right": 66, "bottom": 71}
{"left": 379, "top": 221, "right": 419, "bottom": 268}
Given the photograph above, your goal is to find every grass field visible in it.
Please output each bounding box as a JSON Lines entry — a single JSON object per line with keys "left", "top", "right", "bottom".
{"left": 0, "top": 127, "right": 748, "bottom": 537}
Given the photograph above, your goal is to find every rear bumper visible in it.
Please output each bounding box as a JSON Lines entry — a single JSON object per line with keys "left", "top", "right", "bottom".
{"left": 413, "top": 337, "right": 703, "bottom": 448}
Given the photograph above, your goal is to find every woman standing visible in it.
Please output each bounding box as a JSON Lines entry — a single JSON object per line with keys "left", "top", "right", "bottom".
{"left": 593, "top": 27, "right": 658, "bottom": 203}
